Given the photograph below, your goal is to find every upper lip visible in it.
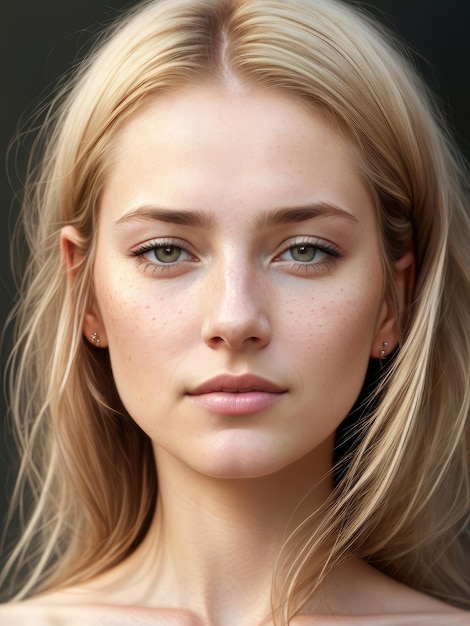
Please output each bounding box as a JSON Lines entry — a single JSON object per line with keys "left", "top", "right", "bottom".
{"left": 187, "top": 374, "right": 287, "bottom": 395}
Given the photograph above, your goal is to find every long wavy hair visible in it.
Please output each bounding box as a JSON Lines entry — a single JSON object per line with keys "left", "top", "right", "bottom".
{"left": 2, "top": 0, "right": 469, "bottom": 622}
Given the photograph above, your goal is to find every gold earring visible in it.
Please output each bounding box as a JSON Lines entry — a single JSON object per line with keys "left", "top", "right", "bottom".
{"left": 90, "top": 332, "right": 100, "bottom": 345}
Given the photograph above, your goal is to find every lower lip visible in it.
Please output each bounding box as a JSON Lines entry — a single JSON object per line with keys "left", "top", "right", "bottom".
{"left": 186, "top": 391, "right": 285, "bottom": 416}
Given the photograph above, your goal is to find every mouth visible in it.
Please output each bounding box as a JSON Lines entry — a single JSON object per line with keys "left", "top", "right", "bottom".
{"left": 186, "top": 374, "right": 287, "bottom": 416}
{"left": 187, "top": 373, "right": 286, "bottom": 395}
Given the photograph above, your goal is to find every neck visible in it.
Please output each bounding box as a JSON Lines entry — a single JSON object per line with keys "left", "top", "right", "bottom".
{"left": 147, "top": 440, "right": 333, "bottom": 624}
{"left": 94, "top": 440, "right": 335, "bottom": 626}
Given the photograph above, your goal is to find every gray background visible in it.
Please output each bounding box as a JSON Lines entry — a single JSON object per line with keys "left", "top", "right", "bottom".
{"left": 1, "top": 0, "right": 469, "bottom": 563}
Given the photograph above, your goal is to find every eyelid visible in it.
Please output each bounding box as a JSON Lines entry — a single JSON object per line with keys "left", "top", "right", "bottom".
{"left": 274, "top": 236, "right": 342, "bottom": 259}
{"left": 130, "top": 237, "right": 199, "bottom": 278}
{"left": 131, "top": 237, "right": 195, "bottom": 258}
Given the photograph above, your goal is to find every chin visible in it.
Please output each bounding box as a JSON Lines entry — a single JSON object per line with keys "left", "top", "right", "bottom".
{"left": 181, "top": 434, "right": 328, "bottom": 481}
{"left": 197, "top": 459, "right": 287, "bottom": 480}
{"left": 152, "top": 424, "right": 335, "bottom": 482}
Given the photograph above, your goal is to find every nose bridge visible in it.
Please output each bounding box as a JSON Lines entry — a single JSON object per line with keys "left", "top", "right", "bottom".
{"left": 202, "top": 253, "right": 271, "bottom": 350}
{"left": 221, "top": 259, "right": 257, "bottom": 310}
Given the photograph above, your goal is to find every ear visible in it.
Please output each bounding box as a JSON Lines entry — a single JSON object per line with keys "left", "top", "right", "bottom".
{"left": 60, "top": 226, "right": 108, "bottom": 348}
{"left": 371, "top": 250, "right": 415, "bottom": 359}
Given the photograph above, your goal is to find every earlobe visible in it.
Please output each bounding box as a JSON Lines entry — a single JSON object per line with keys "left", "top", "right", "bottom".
{"left": 371, "top": 250, "right": 415, "bottom": 359}
{"left": 60, "top": 226, "right": 108, "bottom": 348}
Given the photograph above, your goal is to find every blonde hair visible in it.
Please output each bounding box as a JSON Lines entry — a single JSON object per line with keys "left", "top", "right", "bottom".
{"left": 2, "top": 0, "right": 469, "bottom": 621}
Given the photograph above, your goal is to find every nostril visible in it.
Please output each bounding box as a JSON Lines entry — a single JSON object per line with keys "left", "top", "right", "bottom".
{"left": 208, "top": 334, "right": 267, "bottom": 349}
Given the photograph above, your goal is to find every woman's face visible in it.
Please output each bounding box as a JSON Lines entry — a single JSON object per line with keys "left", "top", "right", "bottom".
{"left": 76, "top": 86, "right": 403, "bottom": 479}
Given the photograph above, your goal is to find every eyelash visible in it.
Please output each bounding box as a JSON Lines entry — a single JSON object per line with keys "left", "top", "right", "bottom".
{"left": 274, "top": 237, "right": 343, "bottom": 273}
{"left": 132, "top": 238, "right": 196, "bottom": 275}
{"left": 131, "top": 237, "right": 343, "bottom": 276}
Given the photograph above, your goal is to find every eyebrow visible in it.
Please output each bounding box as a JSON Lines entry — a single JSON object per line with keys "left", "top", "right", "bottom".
{"left": 114, "top": 201, "right": 359, "bottom": 229}
{"left": 114, "top": 206, "right": 216, "bottom": 229}
{"left": 254, "top": 202, "right": 359, "bottom": 228}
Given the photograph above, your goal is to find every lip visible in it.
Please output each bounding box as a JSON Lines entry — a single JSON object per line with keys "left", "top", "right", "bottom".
{"left": 188, "top": 374, "right": 286, "bottom": 395}
{"left": 186, "top": 374, "right": 287, "bottom": 416}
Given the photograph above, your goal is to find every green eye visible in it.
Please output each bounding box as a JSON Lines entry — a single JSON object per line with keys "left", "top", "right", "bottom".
{"left": 154, "top": 246, "right": 183, "bottom": 263}
{"left": 289, "top": 245, "right": 317, "bottom": 262}
{"left": 133, "top": 239, "right": 194, "bottom": 268}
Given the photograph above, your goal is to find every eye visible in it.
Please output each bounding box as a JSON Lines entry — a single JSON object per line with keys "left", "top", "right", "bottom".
{"left": 278, "top": 241, "right": 339, "bottom": 264}
{"left": 286, "top": 244, "right": 320, "bottom": 263}
{"left": 274, "top": 238, "right": 343, "bottom": 273}
{"left": 132, "top": 238, "right": 196, "bottom": 270}
{"left": 151, "top": 244, "right": 186, "bottom": 264}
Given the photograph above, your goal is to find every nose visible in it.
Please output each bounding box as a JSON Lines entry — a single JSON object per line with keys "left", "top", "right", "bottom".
{"left": 201, "top": 264, "right": 272, "bottom": 351}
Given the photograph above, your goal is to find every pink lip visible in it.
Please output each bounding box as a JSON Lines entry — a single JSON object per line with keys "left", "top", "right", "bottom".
{"left": 186, "top": 374, "right": 287, "bottom": 416}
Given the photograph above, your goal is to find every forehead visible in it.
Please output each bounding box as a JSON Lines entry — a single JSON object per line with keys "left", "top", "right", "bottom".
{"left": 101, "top": 85, "right": 375, "bottom": 225}
{"left": 110, "top": 85, "right": 346, "bottom": 165}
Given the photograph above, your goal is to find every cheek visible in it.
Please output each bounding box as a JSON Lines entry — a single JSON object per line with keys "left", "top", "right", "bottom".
{"left": 282, "top": 270, "right": 383, "bottom": 405}
{"left": 96, "top": 257, "right": 183, "bottom": 339}
{"left": 285, "top": 279, "right": 382, "bottom": 355}
{"left": 94, "top": 268, "right": 199, "bottom": 404}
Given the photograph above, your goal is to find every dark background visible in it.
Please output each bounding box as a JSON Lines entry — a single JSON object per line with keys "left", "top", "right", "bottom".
{"left": 1, "top": 0, "right": 470, "bottom": 561}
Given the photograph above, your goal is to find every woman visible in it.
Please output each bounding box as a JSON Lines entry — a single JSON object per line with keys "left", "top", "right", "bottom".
{"left": 1, "top": 0, "right": 469, "bottom": 623}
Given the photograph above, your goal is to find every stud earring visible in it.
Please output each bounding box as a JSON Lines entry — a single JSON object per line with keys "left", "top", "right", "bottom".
{"left": 380, "top": 341, "right": 389, "bottom": 359}
{"left": 90, "top": 332, "right": 101, "bottom": 345}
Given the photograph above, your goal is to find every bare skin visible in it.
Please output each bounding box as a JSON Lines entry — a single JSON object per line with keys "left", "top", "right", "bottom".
{"left": 1, "top": 588, "right": 468, "bottom": 626}
{"left": 2, "top": 558, "right": 469, "bottom": 624}
{"left": 2, "top": 87, "right": 468, "bottom": 625}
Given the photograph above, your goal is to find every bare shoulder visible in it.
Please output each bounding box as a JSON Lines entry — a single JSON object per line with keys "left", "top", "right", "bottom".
{"left": 297, "top": 559, "right": 470, "bottom": 624}
{"left": 0, "top": 603, "right": 204, "bottom": 626}
{"left": 1, "top": 602, "right": 468, "bottom": 626}
{"left": 292, "top": 612, "right": 470, "bottom": 626}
